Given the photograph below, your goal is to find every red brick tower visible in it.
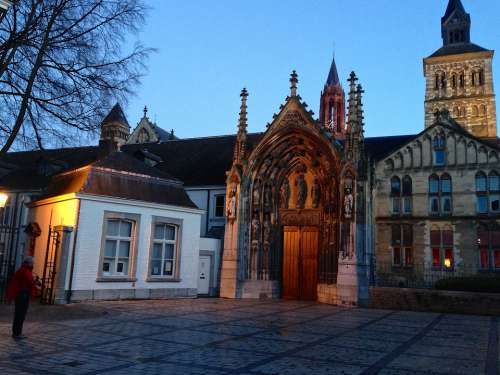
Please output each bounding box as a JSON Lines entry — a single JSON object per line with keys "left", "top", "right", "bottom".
{"left": 319, "top": 56, "right": 346, "bottom": 139}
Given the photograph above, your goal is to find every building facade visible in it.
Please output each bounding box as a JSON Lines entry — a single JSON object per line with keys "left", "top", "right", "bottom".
{"left": 0, "top": 0, "right": 497, "bottom": 306}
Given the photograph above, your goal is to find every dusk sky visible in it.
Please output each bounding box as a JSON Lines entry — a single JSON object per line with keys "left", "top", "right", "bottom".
{"left": 124, "top": 0, "right": 500, "bottom": 139}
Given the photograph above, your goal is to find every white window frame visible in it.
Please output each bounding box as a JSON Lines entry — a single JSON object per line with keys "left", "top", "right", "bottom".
{"left": 147, "top": 217, "right": 183, "bottom": 282}
{"left": 97, "top": 212, "right": 140, "bottom": 282}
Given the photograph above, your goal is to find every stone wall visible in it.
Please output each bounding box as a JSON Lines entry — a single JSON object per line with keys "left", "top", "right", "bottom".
{"left": 369, "top": 287, "right": 500, "bottom": 315}
{"left": 423, "top": 51, "right": 497, "bottom": 139}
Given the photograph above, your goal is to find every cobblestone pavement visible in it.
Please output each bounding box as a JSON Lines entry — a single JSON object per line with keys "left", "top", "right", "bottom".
{"left": 0, "top": 299, "right": 498, "bottom": 374}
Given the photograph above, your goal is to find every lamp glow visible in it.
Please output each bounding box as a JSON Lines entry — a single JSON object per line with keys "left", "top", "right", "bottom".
{"left": 0, "top": 193, "right": 8, "bottom": 208}
{"left": 444, "top": 258, "right": 452, "bottom": 269}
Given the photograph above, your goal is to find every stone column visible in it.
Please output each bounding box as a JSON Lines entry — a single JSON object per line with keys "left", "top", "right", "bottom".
{"left": 53, "top": 226, "right": 74, "bottom": 305}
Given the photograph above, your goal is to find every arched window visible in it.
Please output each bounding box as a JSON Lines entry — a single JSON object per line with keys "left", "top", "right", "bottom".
{"left": 391, "top": 176, "right": 401, "bottom": 214}
{"left": 440, "top": 174, "right": 452, "bottom": 214}
{"left": 402, "top": 176, "right": 413, "bottom": 215}
{"left": 452, "top": 74, "right": 457, "bottom": 88}
{"left": 452, "top": 107, "right": 459, "bottom": 118}
{"left": 435, "top": 75, "right": 439, "bottom": 90}
{"left": 431, "top": 227, "right": 454, "bottom": 269}
{"left": 479, "top": 69, "right": 485, "bottom": 86}
{"left": 472, "top": 106, "right": 479, "bottom": 117}
{"left": 441, "top": 73, "right": 446, "bottom": 89}
{"left": 476, "top": 171, "right": 500, "bottom": 214}
{"left": 459, "top": 73, "right": 465, "bottom": 87}
{"left": 429, "top": 174, "right": 452, "bottom": 215}
{"left": 481, "top": 105, "right": 487, "bottom": 116}
{"left": 477, "top": 223, "right": 500, "bottom": 270}
{"left": 433, "top": 135, "right": 446, "bottom": 166}
{"left": 471, "top": 71, "right": 476, "bottom": 86}
{"left": 392, "top": 224, "right": 413, "bottom": 267}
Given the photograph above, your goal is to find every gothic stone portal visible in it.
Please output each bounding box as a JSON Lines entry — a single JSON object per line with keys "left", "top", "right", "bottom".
{"left": 239, "top": 117, "right": 342, "bottom": 301}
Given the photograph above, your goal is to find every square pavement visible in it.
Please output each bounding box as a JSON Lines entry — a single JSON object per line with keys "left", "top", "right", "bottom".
{"left": 0, "top": 298, "right": 498, "bottom": 374}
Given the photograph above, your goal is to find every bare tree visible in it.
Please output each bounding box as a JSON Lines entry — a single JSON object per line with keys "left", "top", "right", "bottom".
{"left": 0, "top": 0, "right": 151, "bottom": 155}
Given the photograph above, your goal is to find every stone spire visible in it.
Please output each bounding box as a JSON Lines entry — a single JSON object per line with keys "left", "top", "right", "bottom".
{"left": 100, "top": 103, "right": 130, "bottom": 150}
{"left": 345, "top": 72, "right": 361, "bottom": 161}
{"left": 320, "top": 54, "right": 346, "bottom": 139}
{"left": 233, "top": 88, "right": 249, "bottom": 164}
{"left": 441, "top": 0, "right": 471, "bottom": 45}
{"left": 290, "top": 70, "right": 298, "bottom": 97}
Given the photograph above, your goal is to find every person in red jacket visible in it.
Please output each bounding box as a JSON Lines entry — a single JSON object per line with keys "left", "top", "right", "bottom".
{"left": 7, "top": 257, "right": 38, "bottom": 339}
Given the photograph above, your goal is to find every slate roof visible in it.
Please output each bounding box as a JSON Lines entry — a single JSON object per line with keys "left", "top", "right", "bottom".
{"left": 443, "top": 0, "right": 466, "bottom": 22}
{"left": 38, "top": 152, "right": 197, "bottom": 208}
{"left": 428, "top": 43, "right": 490, "bottom": 58}
{"left": 152, "top": 124, "right": 176, "bottom": 142}
{"left": 122, "top": 133, "right": 264, "bottom": 187}
{"left": 101, "top": 103, "right": 130, "bottom": 128}
{"left": 326, "top": 56, "right": 340, "bottom": 86}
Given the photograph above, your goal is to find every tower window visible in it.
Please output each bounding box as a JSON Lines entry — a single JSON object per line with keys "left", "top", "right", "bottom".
{"left": 433, "top": 135, "right": 446, "bottom": 166}
{"left": 452, "top": 74, "right": 457, "bottom": 89}
{"left": 459, "top": 73, "right": 465, "bottom": 87}
{"left": 479, "top": 70, "right": 485, "bottom": 86}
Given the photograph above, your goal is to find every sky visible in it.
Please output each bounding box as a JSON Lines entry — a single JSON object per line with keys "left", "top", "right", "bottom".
{"left": 123, "top": 0, "right": 500, "bottom": 139}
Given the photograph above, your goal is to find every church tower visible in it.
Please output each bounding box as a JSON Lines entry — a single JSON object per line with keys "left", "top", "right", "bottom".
{"left": 424, "top": 0, "right": 497, "bottom": 140}
{"left": 320, "top": 56, "right": 346, "bottom": 139}
{"left": 100, "top": 103, "right": 130, "bottom": 149}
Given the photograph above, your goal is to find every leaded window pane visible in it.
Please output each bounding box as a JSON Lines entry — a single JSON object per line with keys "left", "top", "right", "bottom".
{"left": 391, "top": 177, "right": 401, "bottom": 196}
{"left": 441, "top": 177, "right": 452, "bottom": 193}
{"left": 489, "top": 174, "right": 500, "bottom": 192}
{"left": 476, "top": 174, "right": 487, "bottom": 192}
{"left": 441, "top": 197, "right": 452, "bottom": 213}
{"left": 490, "top": 195, "right": 500, "bottom": 212}
{"left": 429, "top": 178, "right": 439, "bottom": 194}
{"left": 477, "top": 196, "right": 488, "bottom": 213}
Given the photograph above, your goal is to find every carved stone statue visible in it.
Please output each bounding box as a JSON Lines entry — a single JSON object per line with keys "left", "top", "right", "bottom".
{"left": 252, "top": 181, "right": 261, "bottom": 208}
{"left": 296, "top": 174, "right": 308, "bottom": 209}
{"left": 263, "top": 216, "right": 272, "bottom": 245}
{"left": 311, "top": 179, "right": 321, "bottom": 209}
{"left": 344, "top": 187, "right": 354, "bottom": 219}
{"left": 226, "top": 184, "right": 237, "bottom": 220}
{"left": 280, "top": 179, "right": 290, "bottom": 209}
{"left": 251, "top": 217, "right": 261, "bottom": 240}
{"left": 264, "top": 184, "right": 273, "bottom": 208}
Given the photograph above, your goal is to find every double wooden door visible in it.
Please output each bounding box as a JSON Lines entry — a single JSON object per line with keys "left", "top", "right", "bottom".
{"left": 282, "top": 226, "right": 319, "bottom": 300}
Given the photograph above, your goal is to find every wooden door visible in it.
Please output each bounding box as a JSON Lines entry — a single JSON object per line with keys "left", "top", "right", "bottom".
{"left": 282, "top": 226, "right": 300, "bottom": 299}
{"left": 282, "top": 226, "right": 318, "bottom": 301}
{"left": 300, "top": 226, "right": 319, "bottom": 300}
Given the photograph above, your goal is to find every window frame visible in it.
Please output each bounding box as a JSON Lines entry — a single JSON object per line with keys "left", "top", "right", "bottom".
{"left": 430, "top": 228, "right": 454, "bottom": 271}
{"left": 97, "top": 212, "right": 140, "bottom": 282}
{"left": 476, "top": 171, "right": 500, "bottom": 214}
{"left": 477, "top": 224, "right": 500, "bottom": 272}
{"left": 214, "top": 194, "right": 225, "bottom": 218}
{"left": 147, "top": 216, "right": 183, "bottom": 282}
{"left": 391, "top": 224, "right": 413, "bottom": 268}
{"left": 391, "top": 176, "right": 412, "bottom": 216}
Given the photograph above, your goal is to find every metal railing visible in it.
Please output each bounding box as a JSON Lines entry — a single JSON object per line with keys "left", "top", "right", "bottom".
{"left": 372, "top": 261, "right": 481, "bottom": 289}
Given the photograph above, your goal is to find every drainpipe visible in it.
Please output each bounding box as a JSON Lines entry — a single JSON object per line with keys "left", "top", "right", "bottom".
{"left": 66, "top": 199, "right": 81, "bottom": 303}
{"left": 205, "top": 189, "right": 210, "bottom": 236}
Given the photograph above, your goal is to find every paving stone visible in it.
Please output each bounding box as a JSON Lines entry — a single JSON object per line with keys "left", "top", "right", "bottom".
{"left": 386, "top": 354, "right": 486, "bottom": 375}
{"left": 252, "top": 356, "right": 366, "bottom": 375}
{"left": 89, "top": 337, "right": 192, "bottom": 359}
{"left": 104, "top": 362, "right": 227, "bottom": 375}
{"left": 298, "top": 344, "right": 387, "bottom": 366}
{"left": 253, "top": 328, "right": 328, "bottom": 343}
{"left": 167, "top": 347, "right": 272, "bottom": 370}
{"left": 215, "top": 336, "right": 303, "bottom": 354}
{"left": 404, "top": 342, "right": 488, "bottom": 361}
{"left": 324, "top": 336, "right": 402, "bottom": 353}
{"left": 142, "top": 316, "right": 208, "bottom": 329}
{"left": 192, "top": 323, "right": 264, "bottom": 336}
{"left": 89, "top": 321, "right": 172, "bottom": 336}
{"left": 0, "top": 363, "right": 34, "bottom": 375}
{"left": 11, "top": 350, "right": 134, "bottom": 375}
{"left": 149, "top": 329, "right": 232, "bottom": 345}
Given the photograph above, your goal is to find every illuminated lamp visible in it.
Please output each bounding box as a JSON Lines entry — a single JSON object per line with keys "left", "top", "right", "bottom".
{"left": 0, "top": 193, "right": 8, "bottom": 208}
{"left": 444, "top": 258, "right": 452, "bottom": 269}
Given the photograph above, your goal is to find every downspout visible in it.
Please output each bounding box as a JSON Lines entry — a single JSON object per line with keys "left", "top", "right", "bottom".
{"left": 205, "top": 189, "right": 210, "bottom": 236}
{"left": 66, "top": 199, "right": 81, "bottom": 304}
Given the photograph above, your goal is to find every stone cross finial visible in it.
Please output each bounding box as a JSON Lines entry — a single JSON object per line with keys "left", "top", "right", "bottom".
{"left": 239, "top": 88, "right": 248, "bottom": 132}
{"left": 143, "top": 106, "right": 148, "bottom": 118}
{"left": 290, "top": 70, "right": 298, "bottom": 97}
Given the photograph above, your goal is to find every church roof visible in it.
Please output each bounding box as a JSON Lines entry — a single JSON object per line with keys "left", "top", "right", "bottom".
{"left": 443, "top": 0, "right": 466, "bottom": 22}
{"left": 326, "top": 56, "right": 340, "bottom": 86}
{"left": 428, "top": 42, "right": 489, "bottom": 58}
{"left": 101, "top": 103, "right": 130, "bottom": 128}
